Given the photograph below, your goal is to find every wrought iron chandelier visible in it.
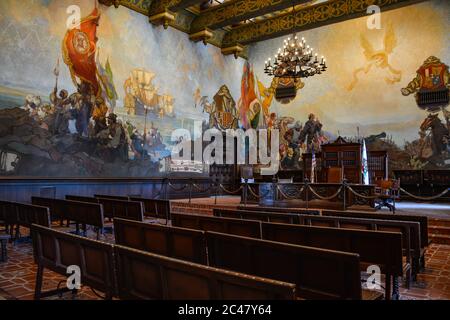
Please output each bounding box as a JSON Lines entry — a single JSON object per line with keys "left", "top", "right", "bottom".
{"left": 264, "top": 33, "right": 327, "bottom": 79}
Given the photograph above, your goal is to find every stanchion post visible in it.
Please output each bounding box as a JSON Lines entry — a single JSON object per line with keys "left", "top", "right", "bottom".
{"left": 244, "top": 179, "right": 248, "bottom": 207}
{"left": 342, "top": 179, "right": 347, "bottom": 211}
{"left": 304, "top": 178, "right": 309, "bottom": 210}
{"left": 162, "top": 178, "right": 168, "bottom": 200}
{"left": 214, "top": 182, "right": 218, "bottom": 205}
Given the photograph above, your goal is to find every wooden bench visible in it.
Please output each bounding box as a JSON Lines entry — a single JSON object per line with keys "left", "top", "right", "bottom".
{"left": 65, "top": 195, "right": 99, "bottom": 203}
{"left": 94, "top": 194, "right": 130, "bottom": 201}
{"left": 0, "top": 233, "right": 10, "bottom": 262}
{"left": 215, "top": 208, "right": 419, "bottom": 282}
{"left": 171, "top": 213, "right": 261, "bottom": 239}
{"left": 115, "top": 245, "right": 296, "bottom": 300}
{"left": 238, "top": 205, "right": 321, "bottom": 216}
{"left": 96, "top": 198, "right": 144, "bottom": 222}
{"left": 214, "top": 208, "right": 299, "bottom": 224}
{"left": 261, "top": 222, "right": 405, "bottom": 300}
{"left": 2, "top": 201, "right": 50, "bottom": 240}
{"left": 31, "top": 197, "right": 104, "bottom": 239}
{"left": 323, "top": 210, "right": 428, "bottom": 269}
{"left": 67, "top": 196, "right": 171, "bottom": 222}
{"left": 31, "top": 197, "right": 66, "bottom": 225}
{"left": 31, "top": 224, "right": 296, "bottom": 300}
{"left": 31, "top": 224, "right": 116, "bottom": 300}
{"left": 114, "top": 218, "right": 207, "bottom": 264}
{"left": 129, "top": 197, "right": 171, "bottom": 222}
{"left": 205, "top": 231, "right": 380, "bottom": 300}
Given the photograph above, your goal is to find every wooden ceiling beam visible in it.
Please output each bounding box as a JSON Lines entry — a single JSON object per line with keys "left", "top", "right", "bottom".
{"left": 221, "top": 0, "right": 428, "bottom": 47}
{"left": 190, "top": 0, "right": 311, "bottom": 34}
{"left": 148, "top": 1, "right": 206, "bottom": 29}
{"left": 149, "top": 0, "right": 207, "bottom": 14}
{"left": 98, "top": 0, "right": 151, "bottom": 15}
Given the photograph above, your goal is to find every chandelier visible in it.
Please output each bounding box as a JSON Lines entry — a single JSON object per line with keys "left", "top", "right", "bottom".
{"left": 264, "top": 34, "right": 327, "bottom": 79}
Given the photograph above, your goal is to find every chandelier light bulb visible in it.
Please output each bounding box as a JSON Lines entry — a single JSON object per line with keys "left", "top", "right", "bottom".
{"left": 264, "top": 34, "right": 327, "bottom": 79}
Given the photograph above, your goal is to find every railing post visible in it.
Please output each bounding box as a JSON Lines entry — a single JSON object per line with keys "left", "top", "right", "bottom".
{"left": 342, "top": 179, "right": 347, "bottom": 211}
{"left": 304, "top": 178, "right": 309, "bottom": 210}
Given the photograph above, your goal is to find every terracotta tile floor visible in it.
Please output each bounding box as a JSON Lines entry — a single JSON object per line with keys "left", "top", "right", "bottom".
{"left": 1, "top": 223, "right": 450, "bottom": 300}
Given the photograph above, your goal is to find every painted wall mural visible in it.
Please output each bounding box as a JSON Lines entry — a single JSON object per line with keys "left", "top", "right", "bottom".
{"left": 248, "top": 0, "right": 450, "bottom": 172}
{"left": 0, "top": 0, "right": 449, "bottom": 178}
{"left": 0, "top": 0, "right": 244, "bottom": 177}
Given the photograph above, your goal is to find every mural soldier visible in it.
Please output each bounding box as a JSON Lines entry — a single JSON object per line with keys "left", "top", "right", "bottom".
{"left": 299, "top": 113, "right": 323, "bottom": 151}
{"left": 106, "top": 113, "right": 128, "bottom": 162}
{"left": 50, "top": 88, "right": 71, "bottom": 134}
{"left": 210, "top": 85, "right": 238, "bottom": 130}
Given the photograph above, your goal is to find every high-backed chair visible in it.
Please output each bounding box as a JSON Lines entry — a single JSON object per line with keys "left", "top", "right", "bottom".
{"left": 327, "top": 167, "right": 343, "bottom": 183}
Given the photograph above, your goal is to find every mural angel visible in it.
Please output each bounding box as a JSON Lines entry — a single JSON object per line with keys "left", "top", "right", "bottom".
{"left": 347, "top": 23, "right": 402, "bottom": 91}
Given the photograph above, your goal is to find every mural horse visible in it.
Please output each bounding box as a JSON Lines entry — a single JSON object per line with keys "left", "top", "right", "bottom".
{"left": 420, "top": 113, "right": 450, "bottom": 157}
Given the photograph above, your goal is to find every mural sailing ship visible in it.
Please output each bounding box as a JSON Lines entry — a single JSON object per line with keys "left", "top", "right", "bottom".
{"left": 123, "top": 69, "right": 175, "bottom": 119}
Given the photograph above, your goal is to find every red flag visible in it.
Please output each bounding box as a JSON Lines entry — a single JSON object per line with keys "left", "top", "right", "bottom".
{"left": 239, "top": 62, "right": 259, "bottom": 129}
{"left": 62, "top": 8, "right": 100, "bottom": 95}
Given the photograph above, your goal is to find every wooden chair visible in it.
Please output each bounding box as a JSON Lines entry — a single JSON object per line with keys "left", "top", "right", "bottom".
{"left": 374, "top": 179, "right": 400, "bottom": 213}
{"left": 115, "top": 245, "right": 296, "bottom": 300}
{"left": 323, "top": 209, "right": 428, "bottom": 270}
{"left": 205, "top": 231, "right": 378, "bottom": 300}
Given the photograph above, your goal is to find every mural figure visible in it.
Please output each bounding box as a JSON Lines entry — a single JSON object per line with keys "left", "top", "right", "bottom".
{"left": 97, "top": 52, "right": 118, "bottom": 111}
{"left": 347, "top": 23, "right": 402, "bottom": 91}
{"left": 298, "top": 113, "right": 324, "bottom": 152}
{"left": 238, "top": 62, "right": 262, "bottom": 129}
{"left": 420, "top": 113, "right": 450, "bottom": 157}
{"left": 202, "top": 85, "right": 238, "bottom": 130}
{"left": 123, "top": 69, "right": 175, "bottom": 118}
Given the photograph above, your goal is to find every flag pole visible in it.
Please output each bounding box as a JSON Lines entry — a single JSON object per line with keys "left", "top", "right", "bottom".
{"left": 53, "top": 57, "right": 60, "bottom": 92}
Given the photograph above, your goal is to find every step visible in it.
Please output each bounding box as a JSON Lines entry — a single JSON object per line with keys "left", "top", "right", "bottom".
{"left": 429, "top": 234, "right": 450, "bottom": 245}
{"left": 429, "top": 218, "right": 450, "bottom": 228}
{"left": 428, "top": 226, "right": 450, "bottom": 236}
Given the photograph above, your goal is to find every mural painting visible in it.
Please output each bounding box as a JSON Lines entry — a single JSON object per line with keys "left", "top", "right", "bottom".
{"left": 248, "top": 0, "right": 450, "bottom": 173}
{"left": 0, "top": 0, "right": 244, "bottom": 176}
{"left": 0, "top": 0, "right": 449, "bottom": 177}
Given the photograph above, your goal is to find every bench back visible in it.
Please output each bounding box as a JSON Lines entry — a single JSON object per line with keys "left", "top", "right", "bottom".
{"left": 238, "top": 205, "right": 321, "bottom": 216}
{"left": 172, "top": 213, "right": 261, "bottom": 239}
{"left": 15, "top": 203, "right": 51, "bottom": 228}
{"left": 1, "top": 201, "right": 51, "bottom": 228}
{"left": 32, "top": 197, "right": 104, "bottom": 229}
{"left": 65, "top": 195, "right": 99, "bottom": 203}
{"left": 31, "top": 224, "right": 296, "bottom": 300}
{"left": 97, "top": 198, "right": 144, "bottom": 221}
{"left": 129, "top": 197, "right": 171, "bottom": 220}
{"left": 31, "top": 224, "right": 116, "bottom": 298}
{"left": 114, "top": 218, "right": 207, "bottom": 264}
{"left": 323, "top": 210, "right": 428, "bottom": 248}
{"left": 214, "top": 208, "right": 299, "bottom": 224}
{"left": 31, "top": 197, "right": 66, "bottom": 222}
{"left": 114, "top": 245, "right": 296, "bottom": 300}
{"left": 206, "top": 231, "right": 362, "bottom": 300}
{"left": 94, "top": 194, "right": 130, "bottom": 201}
{"left": 262, "top": 222, "right": 404, "bottom": 276}
{"left": 65, "top": 200, "right": 105, "bottom": 229}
